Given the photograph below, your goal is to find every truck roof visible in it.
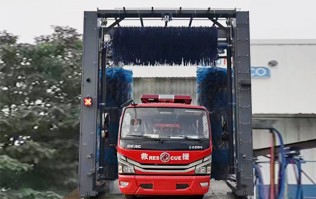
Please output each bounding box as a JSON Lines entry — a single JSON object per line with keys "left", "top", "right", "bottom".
{"left": 127, "top": 102, "right": 207, "bottom": 110}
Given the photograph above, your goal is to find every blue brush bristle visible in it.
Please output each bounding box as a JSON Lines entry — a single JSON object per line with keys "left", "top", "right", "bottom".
{"left": 102, "top": 68, "right": 133, "bottom": 180}
{"left": 111, "top": 27, "right": 218, "bottom": 66}
{"left": 197, "top": 67, "right": 229, "bottom": 180}
{"left": 105, "top": 68, "right": 133, "bottom": 107}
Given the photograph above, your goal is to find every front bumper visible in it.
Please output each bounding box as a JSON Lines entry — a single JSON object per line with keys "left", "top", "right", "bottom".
{"left": 119, "top": 175, "right": 210, "bottom": 195}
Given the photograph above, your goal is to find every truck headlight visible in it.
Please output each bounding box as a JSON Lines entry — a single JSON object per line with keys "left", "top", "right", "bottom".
{"left": 195, "top": 166, "right": 207, "bottom": 174}
{"left": 118, "top": 162, "right": 135, "bottom": 174}
{"left": 195, "top": 165, "right": 211, "bottom": 174}
{"left": 195, "top": 156, "right": 212, "bottom": 174}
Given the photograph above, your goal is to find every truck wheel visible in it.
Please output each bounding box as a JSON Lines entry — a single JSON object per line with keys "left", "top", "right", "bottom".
{"left": 193, "top": 195, "right": 204, "bottom": 199}
{"left": 125, "top": 195, "right": 137, "bottom": 199}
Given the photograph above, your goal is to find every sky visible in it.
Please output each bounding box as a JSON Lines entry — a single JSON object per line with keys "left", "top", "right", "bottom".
{"left": 0, "top": 0, "right": 316, "bottom": 43}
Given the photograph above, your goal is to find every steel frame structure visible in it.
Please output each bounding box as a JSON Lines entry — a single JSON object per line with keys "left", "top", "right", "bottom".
{"left": 253, "top": 138, "right": 316, "bottom": 157}
{"left": 79, "top": 8, "right": 253, "bottom": 198}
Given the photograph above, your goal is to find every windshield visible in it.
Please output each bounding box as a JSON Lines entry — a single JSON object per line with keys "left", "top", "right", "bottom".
{"left": 120, "top": 107, "right": 210, "bottom": 140}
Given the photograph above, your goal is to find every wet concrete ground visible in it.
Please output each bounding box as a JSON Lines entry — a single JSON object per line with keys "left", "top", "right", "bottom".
{"left": 64, "top": 181, "right": 238, "bottom": 199}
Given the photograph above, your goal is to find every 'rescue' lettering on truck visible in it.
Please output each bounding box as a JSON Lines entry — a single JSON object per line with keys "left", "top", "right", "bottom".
{"left": 117, "top": 95, "right": 212, "bottom": 199}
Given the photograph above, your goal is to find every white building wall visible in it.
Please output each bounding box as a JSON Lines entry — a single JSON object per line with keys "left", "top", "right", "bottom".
{"left": 251, "top": 40, "right": 316, "bottom": 114}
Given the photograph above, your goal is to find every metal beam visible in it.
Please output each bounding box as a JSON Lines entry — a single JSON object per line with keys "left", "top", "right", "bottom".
{"left": 209, "top": 18, "right": 226, "bottom": 30}
{"left": 189, "top": 17, "right": 193, "bottom": 27}
{"left": 140, "top": 16, "right": 144, "bottom": 27}
{"left": 106, "top": 18, "right": 123, "bottom": 30}
{"left": 218, "top": 56, "right": 228, "bottom": 59}
{"left": 79, "top": 11, "right": 99, "bottom": 198}
{"left": 102, "top": 26, "right": 229, "bottom": 39}
{"left": 226, "top": 31, "right": 234, "bottom": 175}
{"left": 232, "top": 11, "right": 253, "bottom": 197}
{"left": 97, "top": 9, "right": 237, "bottom": 18}
{"left": 254, "top": 139, "right": 316, "bottom": 157}
{"left": 253, "top": 113, "right": 316, "bottom": 118}
{"left": 99, "top": 32, "right": 107, "bottom": 181}
{"left": 114, "top": 17, "right": 120, "bottom": 27}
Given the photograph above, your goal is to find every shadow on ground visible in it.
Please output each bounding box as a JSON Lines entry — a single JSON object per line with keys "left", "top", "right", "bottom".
{"left": 63, "top": 181, "right": 237, "bottom": 199}
{"left": 64, "top": 189, "right": 203, "bottom": 199}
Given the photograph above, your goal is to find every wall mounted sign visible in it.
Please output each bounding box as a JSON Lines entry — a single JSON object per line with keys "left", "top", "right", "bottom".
{"left": 251, "top": 67, "right": 270, "bottom": 78}
{"left": 216, "top": 59, "right": 270, "bottom": 78}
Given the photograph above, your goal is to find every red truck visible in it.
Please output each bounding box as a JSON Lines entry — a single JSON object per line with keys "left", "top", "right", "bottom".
{"left": 117, "top": 95, "right": 212, "bottom": 199}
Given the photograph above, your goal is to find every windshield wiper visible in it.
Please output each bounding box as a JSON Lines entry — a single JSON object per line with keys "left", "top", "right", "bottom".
{"left": 125, "top": 134, "right": 164, "bottom": 142}
{"left": 175, "top": 135, "right": 204, "bottom": 142}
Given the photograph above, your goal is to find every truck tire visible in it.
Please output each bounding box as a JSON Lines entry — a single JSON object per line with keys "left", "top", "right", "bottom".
{"left": 193, "top": 195, "right": 204, "bottom": 199}
{"left": 125, "top": 195, "right": 137, "bottom": 199}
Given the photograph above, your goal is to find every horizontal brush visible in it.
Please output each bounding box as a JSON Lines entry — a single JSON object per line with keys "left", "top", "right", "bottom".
{"left": 110, "top": 27, "right": 218, "bottom": 66}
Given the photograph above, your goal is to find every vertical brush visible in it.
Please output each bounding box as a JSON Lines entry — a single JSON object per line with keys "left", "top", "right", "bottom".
{"left": 197, "top": 66, "right": 229, "bottom": 180}
{"left": 103, "top": 67, "right": 133, "bottom": 180}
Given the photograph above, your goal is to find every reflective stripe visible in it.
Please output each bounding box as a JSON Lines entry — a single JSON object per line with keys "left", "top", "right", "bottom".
{"left": 134, "top": 166, "right": 195, "bottom": 173}
{"left": 195, "top": 159, "right": 212, "bottom": 167}
{"left": 118, "top": 158, "right": 134, "bottom": 167}
{"left": 126, "top": 158, "right": 203, "bottom": 169}
{"left": 134, "top": 159, "right": 211, "bottom": 173}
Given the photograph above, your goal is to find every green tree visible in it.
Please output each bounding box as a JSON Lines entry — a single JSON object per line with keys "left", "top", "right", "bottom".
{"left": 0, "top": 26, "right": 82, "bottom": 198}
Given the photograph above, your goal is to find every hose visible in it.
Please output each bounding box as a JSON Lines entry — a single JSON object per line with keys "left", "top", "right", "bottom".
{"left": 270, "top": 131, "right": 276, "bottom": 199}
{"left": 294, "top": 158, "right": 304, "bottom": 199}
{"left": 258, "top": 128, "right": 306, "bottom": 199}
{"left": 270, "top": 128, "right": 286, "bottom": 199}
{"left": 287, "top": 157, "right": 304, "bottom": 199}
{"left": 289, "top": 159, "right": 298, "bottom": 184}
{"left": 254, "top": 164, "right": 267, "bottom": 199}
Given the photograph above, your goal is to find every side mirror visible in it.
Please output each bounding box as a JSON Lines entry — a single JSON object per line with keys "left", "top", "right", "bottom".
{"left": 221, "top": 116, "right": 227, "bottom": 132}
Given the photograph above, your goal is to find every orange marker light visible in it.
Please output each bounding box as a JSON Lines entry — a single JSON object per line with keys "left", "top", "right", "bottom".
{"left": 84, "top": 97, "right": 92, "bottom": 107}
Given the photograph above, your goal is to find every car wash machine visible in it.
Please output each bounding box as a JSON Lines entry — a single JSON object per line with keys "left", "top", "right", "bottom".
{"left": 79, "top": 7, "right": 253, "bottom": 199}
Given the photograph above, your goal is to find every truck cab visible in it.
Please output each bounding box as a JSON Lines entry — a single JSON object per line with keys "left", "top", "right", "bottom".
{"left": 117, "top": 95, "right": 212, "bottom": 199}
